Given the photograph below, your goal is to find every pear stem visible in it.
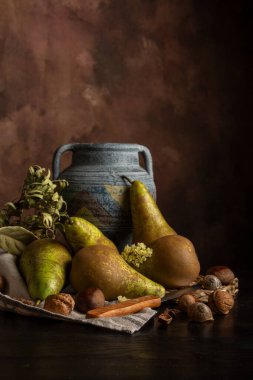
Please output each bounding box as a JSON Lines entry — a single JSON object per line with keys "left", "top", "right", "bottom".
{"left": 121, "top": 175, "right": 133, "bottom": 184}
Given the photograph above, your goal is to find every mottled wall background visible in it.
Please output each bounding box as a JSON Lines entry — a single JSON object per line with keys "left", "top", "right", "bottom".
{"left": 0, "top": 1, "right": 251, "bottom": 271}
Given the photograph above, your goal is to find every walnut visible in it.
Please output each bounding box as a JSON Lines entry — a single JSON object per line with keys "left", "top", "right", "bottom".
{"left": 44, "top": 293, "right": 75, "bottom": 316}
{"left": 208, "top": 289, "right": 234, "bottom": 315}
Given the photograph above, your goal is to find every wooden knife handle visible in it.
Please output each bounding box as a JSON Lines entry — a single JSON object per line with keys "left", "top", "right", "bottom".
{"left": 86, "top": 295, "right": 161, "bottom": 318}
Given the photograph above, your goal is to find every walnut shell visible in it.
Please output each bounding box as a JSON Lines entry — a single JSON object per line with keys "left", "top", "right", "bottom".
{"left": 187, "top": 302, "right": 214, "bottom": 322}
{"left": 206, "top": 266, "right": 235, "bottom": 285}
{"left": 44, "top": 293, "right": 75, "bottom": 316}
{"left": 15, "top": 297, "right": 34, "bottom": 306}
{"left": 208, "top": 289, "right": 234, "bottom": 315}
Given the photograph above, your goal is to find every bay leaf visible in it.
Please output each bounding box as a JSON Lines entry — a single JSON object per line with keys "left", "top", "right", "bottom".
{"left": 0, "top": 226, "right": 37, "bottom": 255}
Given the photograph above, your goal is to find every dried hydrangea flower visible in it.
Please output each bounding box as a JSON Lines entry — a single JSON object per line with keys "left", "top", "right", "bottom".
{"left": 121, "top": 242, "right": 153, "bottom": 268}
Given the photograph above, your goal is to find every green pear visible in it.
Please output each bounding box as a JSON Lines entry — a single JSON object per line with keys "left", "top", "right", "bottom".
{"left": 64, "top": 217, "right": 117, "bottom": 253}
{"left": 124, "top": 235, "right": 200, "bottom": 289}
{"left": 70, "top": 244, "right": 165, "bottom": 300}
{"left": 129, "top": 180, "right": 176, "bottom": 245}
{"left": 19, "top": 238, "right": 72, "bottom": 302}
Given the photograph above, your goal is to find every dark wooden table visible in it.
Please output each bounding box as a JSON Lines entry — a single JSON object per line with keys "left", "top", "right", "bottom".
{"left": 0, "top": 269, "right": 252, "bottom": 380}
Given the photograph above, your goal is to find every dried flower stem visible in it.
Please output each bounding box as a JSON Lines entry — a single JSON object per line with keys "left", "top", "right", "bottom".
{"left": 0, "top": 165, "right": 69, "bottom": 239}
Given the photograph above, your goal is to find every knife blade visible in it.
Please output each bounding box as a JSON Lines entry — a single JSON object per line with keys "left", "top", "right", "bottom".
{"left": 161, "top": 283, "right": 201, "bottom": 303}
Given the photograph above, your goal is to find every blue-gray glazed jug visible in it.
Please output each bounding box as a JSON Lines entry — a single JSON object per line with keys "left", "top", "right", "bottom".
{"left": 52, "top": 143, "right": 156, "bottom": 251}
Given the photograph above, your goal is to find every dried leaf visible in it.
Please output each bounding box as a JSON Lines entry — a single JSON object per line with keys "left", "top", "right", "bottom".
{"left": 4, "top": 202, "right": 16, "bottom": 210}
{"left": 0, "top": 226, "right": 37, "bottom": 255}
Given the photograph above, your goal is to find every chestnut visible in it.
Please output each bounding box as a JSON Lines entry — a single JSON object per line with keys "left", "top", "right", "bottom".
{"left": 206, "top": 266, "right": 235, "bottom": 285}
{"left": 75, "top": 287, "right": 105, "bottom": 313}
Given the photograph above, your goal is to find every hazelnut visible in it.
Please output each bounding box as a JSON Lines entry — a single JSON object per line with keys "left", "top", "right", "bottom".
{"left": 44, "top": 293, "right": 75, "bottom": 316}
{"left": 202, "top": 275, "right": 222, "bottom": 290}
{"left": 178, "top": 294, "right": 196, "bottom": 312}
{"left": 187, "top": 302, "right": 214, "bottom": 322}
{"left": 75, "top": 287, "right": 105, "bottom": 313}
{"left": 206, "top": 266, "right": 235, "bottom": 285}
{"left": 208, "top": 289, "right": 234, "bottom": 315}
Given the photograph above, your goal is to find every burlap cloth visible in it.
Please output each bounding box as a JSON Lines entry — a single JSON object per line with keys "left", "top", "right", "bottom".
{"left": 0, "top": 250, "right": 157, "bottom": 334}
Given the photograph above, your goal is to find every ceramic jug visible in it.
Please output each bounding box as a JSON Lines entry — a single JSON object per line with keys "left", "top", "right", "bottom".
{"left": 52, "top": 143, "right": 156, "bottom": 250}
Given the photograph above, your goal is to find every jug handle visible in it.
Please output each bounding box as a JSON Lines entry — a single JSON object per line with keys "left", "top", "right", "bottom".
{"left": 138, "top": 145, "right": 153, "bottom": 177}
{"left": 52, "top": 143, "right": 79, "bottom": 179}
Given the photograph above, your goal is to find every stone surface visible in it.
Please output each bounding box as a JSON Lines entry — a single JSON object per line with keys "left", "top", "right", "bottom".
{"left": 0, "top": 1, "right": 251, "bottom": 270}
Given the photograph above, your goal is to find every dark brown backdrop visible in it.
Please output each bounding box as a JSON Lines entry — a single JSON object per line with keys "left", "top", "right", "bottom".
{"left": 0, "top": 1, "right": 251, "bottom": 271}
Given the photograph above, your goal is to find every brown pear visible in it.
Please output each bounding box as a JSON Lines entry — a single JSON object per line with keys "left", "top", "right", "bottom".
{"left": 129, "top": 180, "right": 176, "bottom": 245}
{"left": 70, "top": 244, "right": 165, "bottom": 300}
{"left": 129, "top": 235, "right": 201, "bottom": 289}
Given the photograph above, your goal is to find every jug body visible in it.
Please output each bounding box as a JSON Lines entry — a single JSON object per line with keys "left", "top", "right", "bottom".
{"left": 52, "top": 143, "right": 156, "bottom": 251}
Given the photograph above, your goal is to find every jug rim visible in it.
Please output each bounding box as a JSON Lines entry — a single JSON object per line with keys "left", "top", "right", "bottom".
{"left": 58, "top": 142, "right": 151, "bottom": 152}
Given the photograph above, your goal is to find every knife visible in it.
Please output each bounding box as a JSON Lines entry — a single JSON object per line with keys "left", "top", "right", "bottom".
{"left": 86, "top": 284, "right": 200, "bottom": 318}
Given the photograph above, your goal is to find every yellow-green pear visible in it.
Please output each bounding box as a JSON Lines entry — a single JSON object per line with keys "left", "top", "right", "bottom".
{"left": 20, "top": 238, "right": 72, "bottom": 302}
{"left": 122, "top": 235, "right": 200, "bottom": 289}
{"left": 64, "top": 216, "right": 117, "bottom": 253}
{"left": 129, "top": 180, "right": 176, "bottom": 245}
{"left": 70, "top": 244, "right": 165, "bottom": 300}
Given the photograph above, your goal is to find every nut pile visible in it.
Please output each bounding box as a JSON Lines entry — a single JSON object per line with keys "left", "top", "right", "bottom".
{"left": 158, "top": 265, "right": 238, "bottom": 324}
{"left": 41, "top": 287, "right": 106, "bottom": 316}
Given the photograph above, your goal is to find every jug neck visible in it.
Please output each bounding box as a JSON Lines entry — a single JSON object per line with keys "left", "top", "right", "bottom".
{"left": 72, "top": 147, "right": 139, "bottom": 167}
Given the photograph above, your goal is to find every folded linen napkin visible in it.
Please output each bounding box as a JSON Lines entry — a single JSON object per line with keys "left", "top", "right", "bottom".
{"left": 0, "top": 250, "right": 157, "bottom": 334}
